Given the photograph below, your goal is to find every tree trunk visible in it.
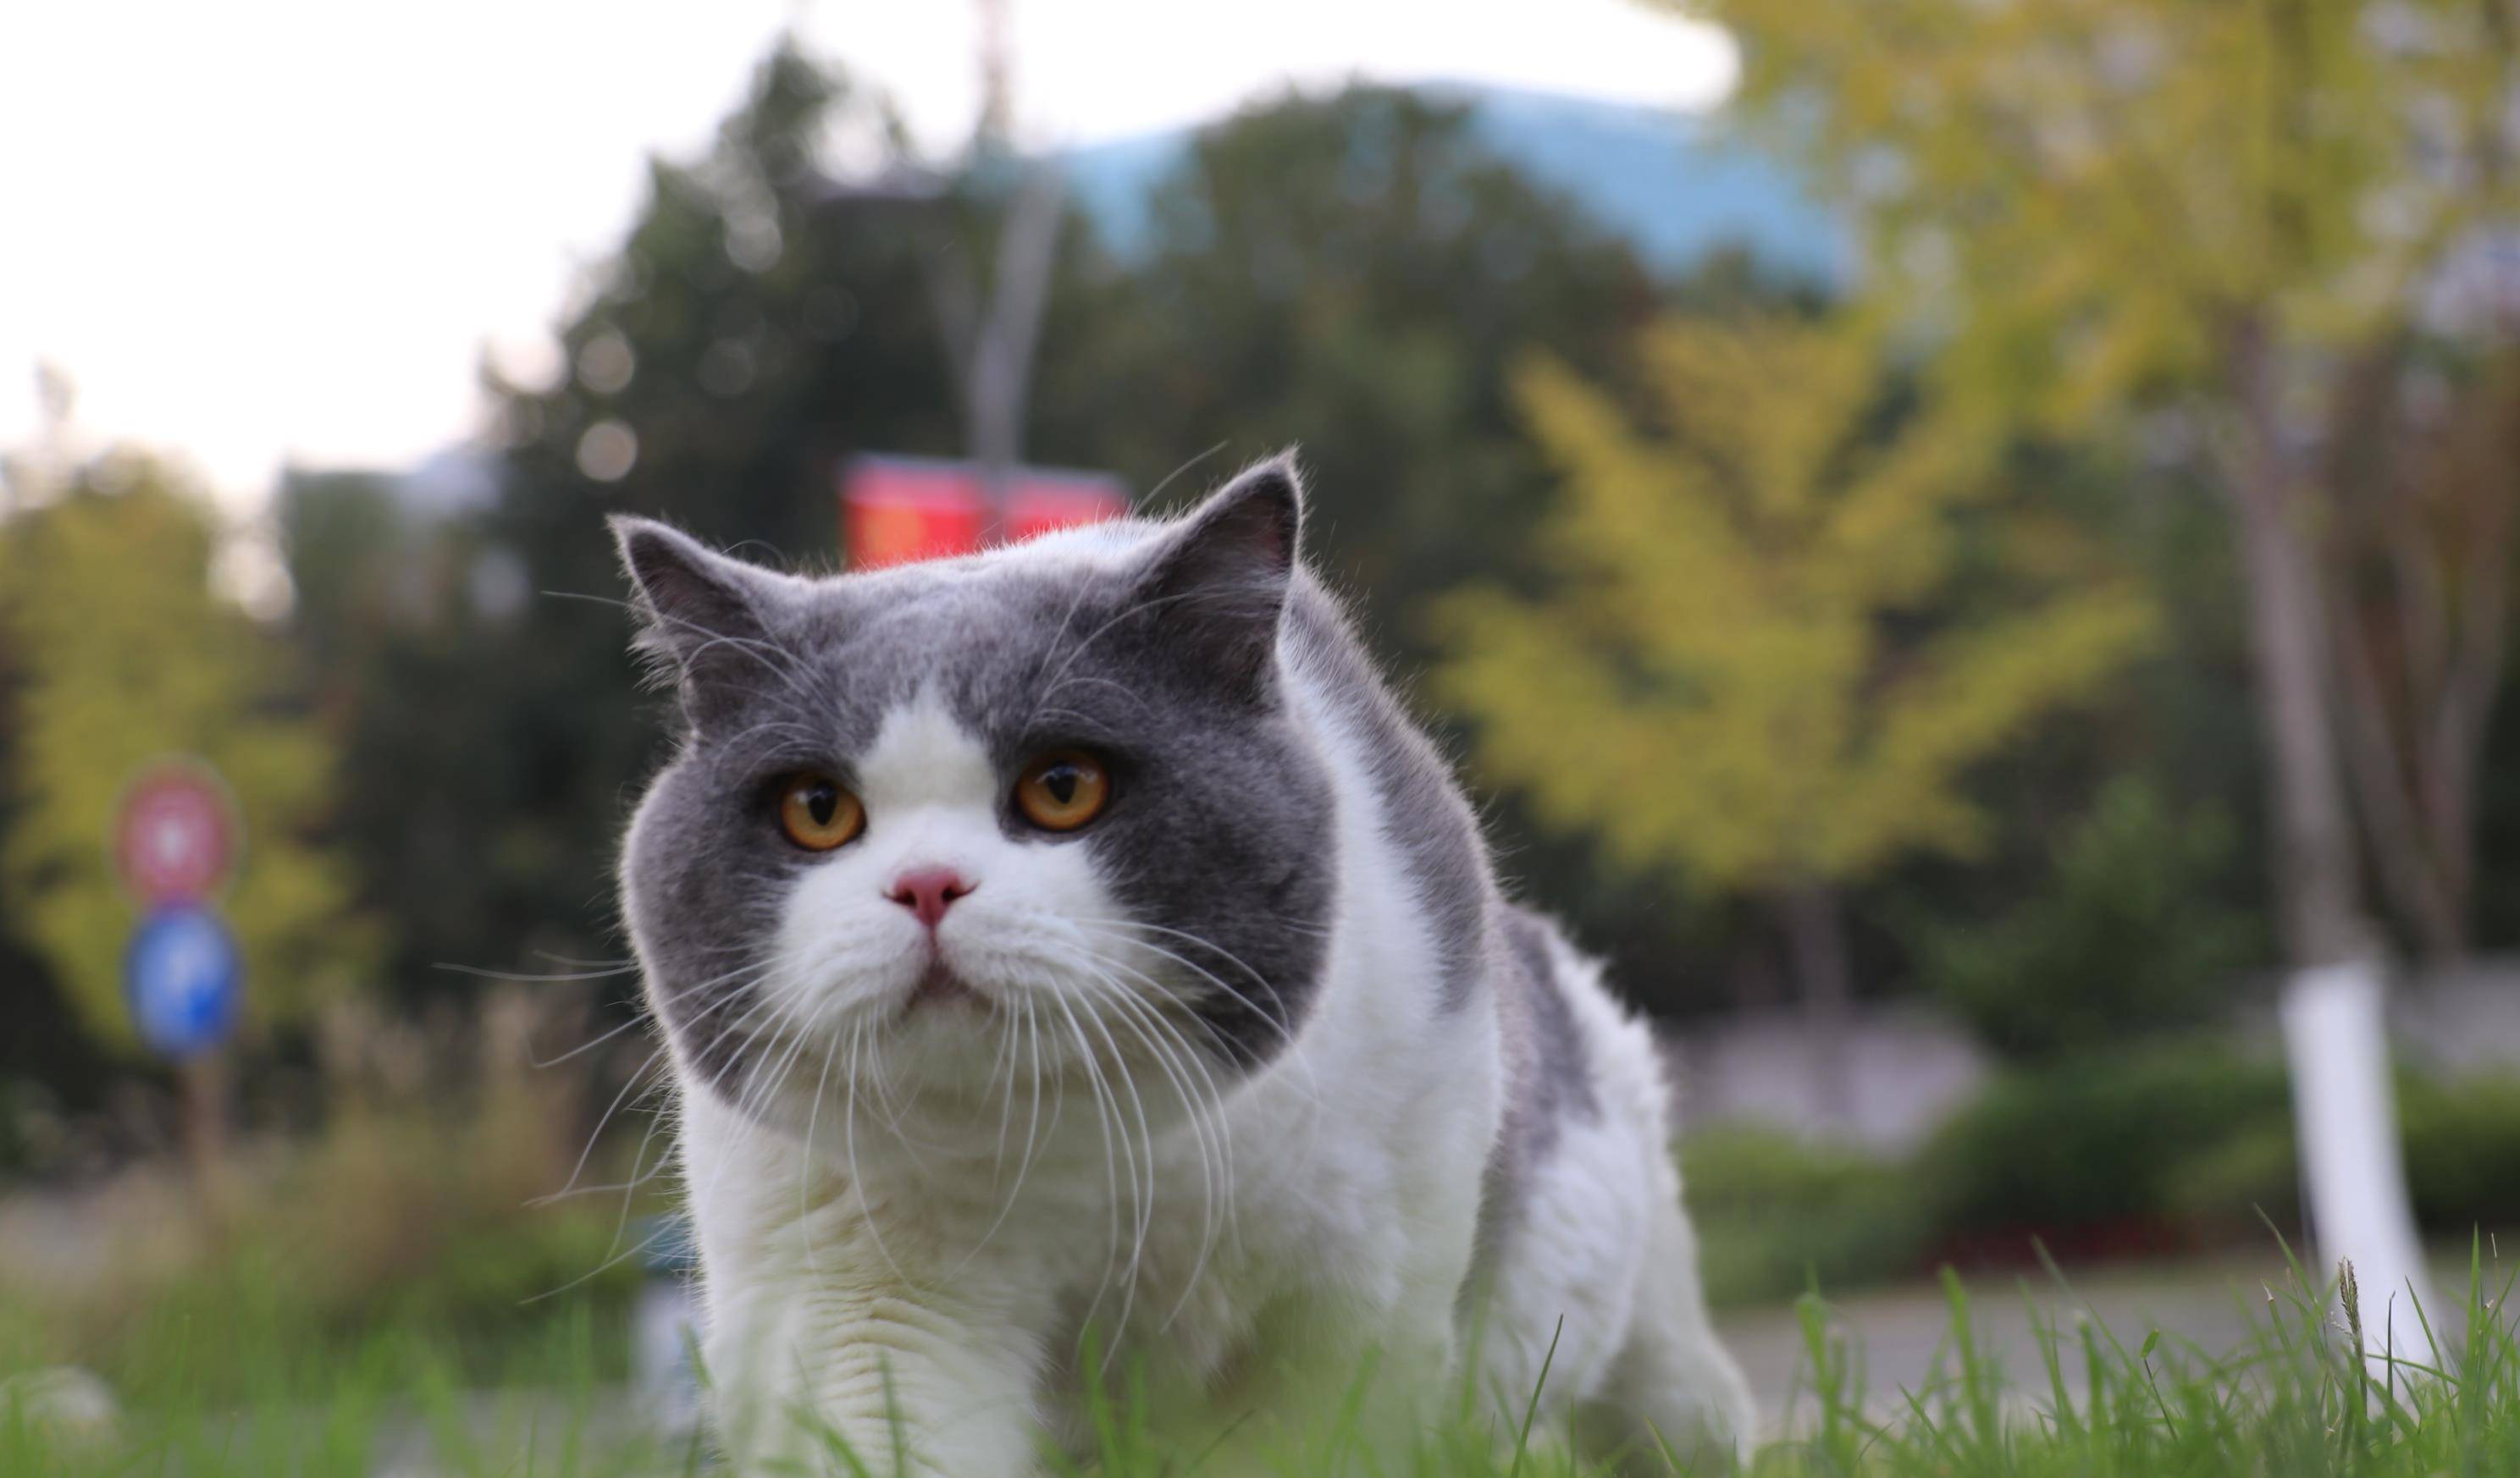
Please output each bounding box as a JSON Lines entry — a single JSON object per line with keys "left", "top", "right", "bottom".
{"left": 2318, "top": 349, "right": 2517, "bottom": 967}
{"left": 2224, "top": 320, "right": 2429, "bottom": 1354}
{"left": 964, "top": 163, "right": 1064, "bottom": 532}
{"left": 2331, "top": 598, "right": 2470, "bottom": 962}
{"left": 2224, "top": 424, "right": 2370, "bottom": 970}
{"left": 1779, "top": 879, "right": 1856, "bottom": 1133}
{"left": 919, "top": 165, "right": 1065, "bottom": 542}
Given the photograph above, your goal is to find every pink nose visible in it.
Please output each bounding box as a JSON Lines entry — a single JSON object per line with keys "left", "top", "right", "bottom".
{"left": 886, "top": 867, "right": 974, "bottom": 929}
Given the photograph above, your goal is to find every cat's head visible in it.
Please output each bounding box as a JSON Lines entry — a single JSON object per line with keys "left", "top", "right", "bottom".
{"left": 613, "top": 459, "right": 1335, "bottom": 1136}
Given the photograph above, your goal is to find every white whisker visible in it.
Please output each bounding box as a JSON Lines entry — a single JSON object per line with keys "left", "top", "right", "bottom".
{"left": 800, "top": 1035, "right": 840, "bottom": 1276}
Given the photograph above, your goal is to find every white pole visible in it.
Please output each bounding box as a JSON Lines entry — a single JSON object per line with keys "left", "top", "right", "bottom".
{"left": 2279, "top": 956, "right": 2433, "bottom": 1366}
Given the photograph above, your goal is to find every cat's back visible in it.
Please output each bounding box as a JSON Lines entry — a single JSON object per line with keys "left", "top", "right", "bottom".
{"left": 1272, "top": 565, "right": 1672, "bottom": 1234}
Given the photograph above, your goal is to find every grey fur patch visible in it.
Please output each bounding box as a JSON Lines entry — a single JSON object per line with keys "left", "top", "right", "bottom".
{"left": 1469, "top": 907, "right": 1603, "bottom": 1281}
{"left": 1500, "top": 907, "right": 1600, "bottom": 1159}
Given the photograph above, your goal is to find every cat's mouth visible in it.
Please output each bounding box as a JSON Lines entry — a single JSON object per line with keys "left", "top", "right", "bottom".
{"left": 904, "top": 960, "right": 985, "bottom": 1015}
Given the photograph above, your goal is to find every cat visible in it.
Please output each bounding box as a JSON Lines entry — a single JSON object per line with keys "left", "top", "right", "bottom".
{"left": 611, "top": 455, "right": 1752, "bottom": 1474}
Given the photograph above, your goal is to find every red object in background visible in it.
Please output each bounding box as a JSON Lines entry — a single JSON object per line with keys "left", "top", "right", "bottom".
{"left": 1004, "top": 475, "right": 1131, "bottom": 542}
{"left": 843, "top": 459, "right": 989, "bottom": 571}
{"left": 843, "top": 456, "right": 1129, "bottom": 570}
{"left": 113, "top": 759, "right": 239, "bottom": 906}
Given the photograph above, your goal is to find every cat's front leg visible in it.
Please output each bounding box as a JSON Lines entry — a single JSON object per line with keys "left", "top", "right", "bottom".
{"left": 705, "top": 1277, "right": 1047, "bottom": 1476}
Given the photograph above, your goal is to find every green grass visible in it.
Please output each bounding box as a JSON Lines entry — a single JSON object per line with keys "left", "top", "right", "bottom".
{"left": 3, "top": 1239, "right": 2517, "bottom": 1475}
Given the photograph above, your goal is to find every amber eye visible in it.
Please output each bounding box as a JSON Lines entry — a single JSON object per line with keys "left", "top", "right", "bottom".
{"left": 1014, "top": 750, "right": 1112, "bottom": 832}
{"left": 776, "top": 775, "right": 864, "bottom": 851}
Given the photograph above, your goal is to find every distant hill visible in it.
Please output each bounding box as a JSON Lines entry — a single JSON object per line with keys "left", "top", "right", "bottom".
{"left": 1060, "top": 82, "right": 1849, "bottom": 287}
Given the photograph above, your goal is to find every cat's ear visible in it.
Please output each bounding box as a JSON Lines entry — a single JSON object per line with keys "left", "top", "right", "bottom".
{"left": 1130, "top": 454, "right": 1304, "bottom": 700}
{"left": 609, "top": 516, "right": 786, "bottom": 731}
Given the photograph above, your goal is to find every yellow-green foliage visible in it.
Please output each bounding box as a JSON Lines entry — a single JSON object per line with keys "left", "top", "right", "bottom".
{"left": 0, "top": 455, "right": 374, "bottom": 1049}
{"left": 1689, "top": 0, "right": 2519, "bottom": 431}
{"left": 1434, "top": 317, "right": 2155, "bottom": 891}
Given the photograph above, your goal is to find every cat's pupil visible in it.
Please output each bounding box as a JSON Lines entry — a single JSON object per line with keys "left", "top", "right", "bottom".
{"left": 807, "top": 787, "right": 837, "bottom": 825}
{"left": 1044, "top": 769, "right": 1078, "bottom": 805}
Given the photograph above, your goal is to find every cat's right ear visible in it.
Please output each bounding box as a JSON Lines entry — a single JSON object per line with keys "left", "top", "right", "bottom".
{"left": 609, "top": 516, "right": 781, "bottom": 731}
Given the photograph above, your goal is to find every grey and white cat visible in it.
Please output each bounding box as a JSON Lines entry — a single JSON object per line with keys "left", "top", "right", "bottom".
{"left": 612, "top": 457, "right": 1751, "bottom": 1474}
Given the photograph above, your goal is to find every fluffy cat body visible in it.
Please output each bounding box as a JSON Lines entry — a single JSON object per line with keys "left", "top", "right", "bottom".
{"left": 613, "top": 460, "right": 1750, "bottom": 1473}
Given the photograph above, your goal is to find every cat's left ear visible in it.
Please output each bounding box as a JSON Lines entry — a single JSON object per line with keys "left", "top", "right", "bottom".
{"left": 610, "top": 516, "right": 792, "bottom": 733}
{"left": 1130, "top": 453, "right": 1304, "bottom": 700}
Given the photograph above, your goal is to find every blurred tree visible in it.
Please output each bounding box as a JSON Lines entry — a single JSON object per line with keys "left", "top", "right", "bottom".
{"left": 1688, "top": 0, "right": 2520, "bottom": 969}
{"left": 277, "top": 470, "right": 525, "bottom": 998}
{"left": 2324, "top": 346, "right": 2520, "bottom": 959}
{"left": 289, "top": 39, "right": 963, "bottom": 993}
{"left": 276, "top": 468, "right": 420, "bottom": 701}
{"left": 296, "top": 67, "right": 1733, "bottom": 1002}
{"left": 0, "top": 386, "right": 144, "bottom": 1149}
{"left": 1688, "top": 0, "right": 2520, "bottom": 1326}
{"left": 1909, "top": 776, "right": 2257, "bottom": 1061}
{"left": 1031, "top": 89, "right": 1788, "bottom": 1011}
{"left": 0, "top": 454, "right": 374, "bottom": 1048}
{"left": 1033, "top": 85, "right": 1672, "bottom": 648}
{"left": 1433, "top": 315, "right": 2154, "bottom": 1113}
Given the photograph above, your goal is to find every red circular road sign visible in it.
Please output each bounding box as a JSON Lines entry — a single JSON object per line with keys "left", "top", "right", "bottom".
{"left": 112, "top": 759, "right": 238, "bottom": 906}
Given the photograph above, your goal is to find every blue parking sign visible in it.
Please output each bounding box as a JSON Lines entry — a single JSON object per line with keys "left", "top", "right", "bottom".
{"left": 124, "top": 907, "right": 240, "bottom": 1058}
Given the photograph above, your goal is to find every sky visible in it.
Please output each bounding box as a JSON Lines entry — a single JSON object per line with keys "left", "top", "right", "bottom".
{"left": 0, "top": 0, "right": 1735, "bottom": 513}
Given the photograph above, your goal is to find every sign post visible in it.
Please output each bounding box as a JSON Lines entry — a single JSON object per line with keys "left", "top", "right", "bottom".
{"left": 124, "top": 907, "right": 243, "bottom": 1058}
{"left": 113, "top": 763, "right": 236, "bottom": 905}
{"left": 110, "top": 758, "right": 243, "bottom": 1201}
